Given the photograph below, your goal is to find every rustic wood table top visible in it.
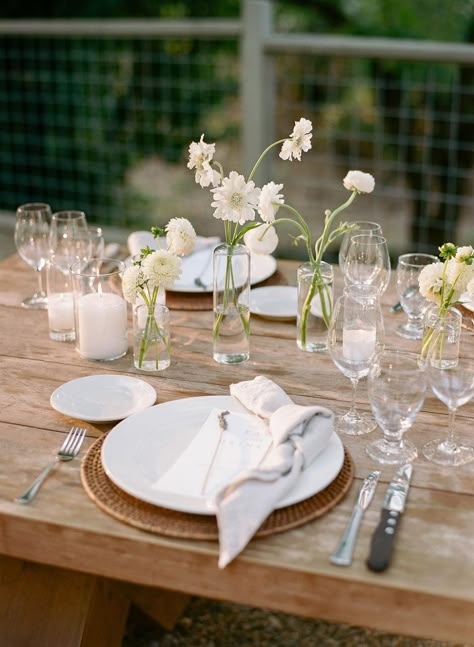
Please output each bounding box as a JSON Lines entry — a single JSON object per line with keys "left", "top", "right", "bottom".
{"left": 0, "top": 253, "right": 473, "bottom": 646}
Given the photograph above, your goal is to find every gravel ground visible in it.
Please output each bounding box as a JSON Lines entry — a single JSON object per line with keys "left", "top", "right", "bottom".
{"left": 122, "top": 597, "right": 472, "bottom": 647}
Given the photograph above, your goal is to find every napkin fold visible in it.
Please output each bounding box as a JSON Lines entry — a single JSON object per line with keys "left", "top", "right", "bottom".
{"left": 127, "top": 230, "right": 220, "bottom": 258}
{"left": 214, "top": 375, "right": 334, "bottom": 568}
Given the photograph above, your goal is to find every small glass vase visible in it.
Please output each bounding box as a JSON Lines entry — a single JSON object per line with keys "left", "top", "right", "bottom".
{"left": 297, "top": 261, "right": 334, "bottom": 352}
{"left": 133, "top": 303, "right": 171, "bottom": 371}
{"left": 419, "top": 304, "right": 462, "bottom": 369}
{"left": 213, "top": 243, "right": 250, "bottom": 364}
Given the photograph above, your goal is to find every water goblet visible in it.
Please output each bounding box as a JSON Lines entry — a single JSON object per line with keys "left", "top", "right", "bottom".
{"left": 344, "top": 234, "right": 391, "bottom": 296}
{"left": 49, "top": 210, "right": 91, "bottom": 271}
{"left": 338, "top": 221, "right": 382, "bottom": 274}
{"left": 87, "top": 225, "right": 105, "bottom": 257}
{"left": 14, "top": 202, "right": 52, "bottom": 309}
{"left": 395, "top": 253, "right": 439, "bottom": 340}
{"left": 423, "top": 357, "right": 474, "bottom": 467}
{"left": 367, "top": 350, "right": 426, "bottom": 464}
{"left": 328, "top": 284, "right": 383, "bottom": 435}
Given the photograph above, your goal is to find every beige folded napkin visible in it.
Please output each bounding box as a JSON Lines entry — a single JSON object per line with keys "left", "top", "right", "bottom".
{"left": 214, "top": 375, "right": 334, "bottom": 568}
{"left": 127, "top": 231, "right": 220, "bottom": 258}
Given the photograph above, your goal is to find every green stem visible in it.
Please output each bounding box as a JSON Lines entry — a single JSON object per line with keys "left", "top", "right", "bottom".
{"left": 247, "top": 139, "right": 286, "bottom": 182}
{"left": 314, "top": 191, "right": 356, "bottom": 263}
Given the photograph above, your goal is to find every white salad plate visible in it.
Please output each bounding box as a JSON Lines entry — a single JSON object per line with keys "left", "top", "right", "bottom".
{"left": 50, "top": 375, "right": 157, "bottom": 423}
{"left": 101, "top": 395, "right": 345, "bottom": 515}
{"left": 250, "top": 286, "right": 298, "bottom": 320}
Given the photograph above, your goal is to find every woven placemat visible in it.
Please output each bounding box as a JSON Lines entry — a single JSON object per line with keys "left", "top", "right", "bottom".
{"left": 81, "top": 435, "right": 354, "bottom": 540}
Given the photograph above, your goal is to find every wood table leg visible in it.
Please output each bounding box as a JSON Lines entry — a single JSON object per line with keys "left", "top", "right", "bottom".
{"left": 127, "top": 584, "right": 190, "bottom": 630}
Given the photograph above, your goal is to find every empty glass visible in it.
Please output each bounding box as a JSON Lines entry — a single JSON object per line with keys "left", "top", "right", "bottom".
{"left": 344, "top": 234, "right": 391, "bottom": 295}
{"left": 46, "top": 254, "right": 75, "bottom": 342}
{"left": 338, "top": 221, "right": 383, "bottom": 274}
{"left": 48, "top": 210, "right": 91, "bottom": 271}
{"left": 14, "top": 203, "right": 52, "bottom": 309}
{"left": 367, "top": 351, "right": 426, "bottom": 464}
{"left": 328, "top": 284, "right": 383, "bottom": 435}
{"left": 396, "top": 253, "right": 439, "bottom": 339}
{"left": 423, "top": 357, "right": 474, "bottom": 466}
{"left": 88, "top": 225, "right": 105, "bottom": 257}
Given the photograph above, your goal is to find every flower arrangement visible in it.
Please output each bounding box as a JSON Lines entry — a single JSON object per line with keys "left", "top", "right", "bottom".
{"left": 122, "top": 218, "right": 196, "bottom": 369}
{"left": 187, "top": 118, "right": 375, "bottom": 356}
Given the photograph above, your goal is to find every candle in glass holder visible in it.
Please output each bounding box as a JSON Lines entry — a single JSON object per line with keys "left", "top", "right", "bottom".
{"left": 48, "top": 292, "right": 75, "bottom": 333}
{"left": 342, "top": 327, "right": 376, "bottom": 362}
{"left": 77, "top": 291, "right": 128, "bottom": 361}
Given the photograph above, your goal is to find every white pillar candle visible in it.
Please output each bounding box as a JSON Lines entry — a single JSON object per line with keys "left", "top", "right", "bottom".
{"left": 343, "top": 328, "right": 376, "bottom": 362}
{"left": 48, "top": 292, "right": 75, "bottom": 331}
{"left": 77, "top": 292, "right": 128, "bottom": 360}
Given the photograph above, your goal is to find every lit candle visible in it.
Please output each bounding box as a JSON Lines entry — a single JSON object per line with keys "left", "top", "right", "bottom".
{"left": 77, "top": 292, "right": 128, "bottom": 360}
{"left": 343, "top": 328, "right": 376, "bottom": 362}
{"left": 48, "top": 292, "right": 75, "bottom": 331}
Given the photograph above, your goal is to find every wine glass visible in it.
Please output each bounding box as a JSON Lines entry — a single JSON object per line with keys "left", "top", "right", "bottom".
{"left": 423, "top": 357, "right": 474, "bottom": 466}
{"left": 344, "top": 234, "right": 391, "bottom": 295}
{"left": 48, "top": 211, "right": 91, "bottom": 270}
{"left": 395, "top": 253, "right": 439, "bottom": 340}
{"left": 87, "top": 225, "right": 105, "bottom": 257}
{"left": 338, "top": 221, "right": 382, "bottom": 274}
{"left": 14, "top": 203, "right": 52, "bottom": 309}
{"left": 367, "top": 350, "right": 426, "bottom": 464}
{"left": 328, "top": 284, "right": 384, "bottom": 435}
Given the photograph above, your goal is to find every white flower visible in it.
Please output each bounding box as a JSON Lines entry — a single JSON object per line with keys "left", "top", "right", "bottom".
{"left": 210, "top": 171, "right": 261, "bottom": 224}
{"left": 446, "top": 257, "right": 474, "bottom": 296}
{"left": 455, "top": 245, "right": 474, "bottom": 263}
{"left": 142, "top": 249, "right": 182, "bottom": 290}
{"left": 258, "top": 182, "right": 284, "bottom": 223}
{"left": 279, "top": 118, "right": 313, "bottom": 161}
{"left": 343, "top": 170, "right": 375, "bottom": 194}
{"left": 187, "top": 134, "right": 220, "bottom": 188}
{"left": 467, "top": 278, "right": 474, "bottom": 301}
{"left": 122, "top": 265, "right": 145, "bottom": 304}
{"left": 418, "top": 262, "right": 444, "bottom": 304}
{"left": 165, "top": 217, "right": 197, "bottom": 256}
{"left": 244, "top": 224, "right": 278, "bottom": 255}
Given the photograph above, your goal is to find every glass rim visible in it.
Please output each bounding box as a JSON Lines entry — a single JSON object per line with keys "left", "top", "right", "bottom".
{"left": 349, "top": 220, "right": 382, "bottom": 231}
{"left": 70, "top": 257, "right": 124, "bottom": 277}
{"left": 374, "top": 348, "right": 423, "bottom": 367}
{"left": 397, "top": 253, "right": 439, "bottom": 267}
{"left": 17, "top": 202, "right": 52, "bottom": 213}
{"left": 51, "top": 210, "right": 86, "bottom": 221}
{"left": 349, "top": 233, "right": 387, "bottom": 245}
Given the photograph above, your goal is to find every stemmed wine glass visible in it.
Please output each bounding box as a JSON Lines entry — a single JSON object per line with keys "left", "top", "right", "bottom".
{"left": 328, "top": 284, "right": 384, "bottom": 435}
{"left": 367, "top": 351, "right": 426, "bottom": 464}
{"left": 395, "top": 253, "right": 438, "bottom": 339}
{"left": 344, "top": 234, "right": 391, "bottom": 295}
{"left": 423, "top": 357, "right": 474, "bottom": 466}
{"left": 14, "top": 203, "right": 52, "bottom": 309}
{"left": 338, "top": 221, "right": 382, "bottom": 274}
{"left": 48, "top": 210, "right": 91, "bottom": 270}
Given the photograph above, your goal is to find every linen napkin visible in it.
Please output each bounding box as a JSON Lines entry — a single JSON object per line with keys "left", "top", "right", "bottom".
{"left": 214, "top": 375, "right": 334, "bottom": 568}
{"left": 127, "top": 230, "right": 220, "bottom": 258}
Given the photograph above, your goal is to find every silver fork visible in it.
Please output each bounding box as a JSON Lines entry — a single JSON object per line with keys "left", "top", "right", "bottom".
{"left": 15, "top": 426, "right": 87, "bottom": 504}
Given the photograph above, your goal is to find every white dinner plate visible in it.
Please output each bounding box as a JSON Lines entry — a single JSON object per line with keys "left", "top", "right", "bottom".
{"left": 460, "top": 293, "right": 474, "bottom": 313}
{"left": 250, "top": 286, "right": 297, "bottom": 320}
{"left": 101, "top": 395, "right": 345, "bottom": 515}
{"left": 50, "top": 375, "right": 157, "bottom": 423}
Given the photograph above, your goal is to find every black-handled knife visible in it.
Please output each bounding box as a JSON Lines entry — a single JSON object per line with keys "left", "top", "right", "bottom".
{"left": 367, "top": 463, "right": 413, "bottom": 573}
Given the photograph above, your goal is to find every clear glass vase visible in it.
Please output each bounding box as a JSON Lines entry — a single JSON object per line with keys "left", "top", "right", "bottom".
{"left": 213, "top": 243, "right": 250, "bottom": 364}
{"left": 133, "top": 303, "right": 170, "bottom": 371}
{"left": 419, "top": 304, "right": 462, "bottom": 369}
{"left": 297, "top": 261, "right": 334, "bottom": 352}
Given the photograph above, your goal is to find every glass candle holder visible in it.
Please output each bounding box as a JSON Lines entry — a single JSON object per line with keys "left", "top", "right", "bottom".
{"left": 71, "top": 258, "right": 128, "bottom": 361}
{"left": 46, "top": 254, "right": 75, "bottom": 342}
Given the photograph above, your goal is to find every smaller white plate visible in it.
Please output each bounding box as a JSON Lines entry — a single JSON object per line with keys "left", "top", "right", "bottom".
{"left": 460, "top": 292, "right": 474, "bottom": 313}
{"left": 50, "top": 375, "right": 157, "bottom": 423}
{"left": 250, "top": 286, "right": 297, "bottom": 320}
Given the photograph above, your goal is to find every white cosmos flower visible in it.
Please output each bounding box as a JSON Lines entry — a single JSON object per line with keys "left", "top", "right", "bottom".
{"left": 279, "top": 118, "right": 313, "bottom": 161}
{"left": 142, "top": 249, "right": 182, "bottom": 290}
{"left": 122, "top": 265, "right": 145, "bottom": 304}
{"left": 418, "top": 262, "right": 444, "bottom": 304}
{"left": 258, "top": 182, "right": 284, "bottom": 223}
{"left": 210, "top": 171, "right": 261, "bottom": 224}
{"left": 244, "top": 224, "right": 278, "bottom": 255}
{"left": 187, "top": 134, "right": 221, "bottom": 188}
{"left": 165, "top": 217, "right": 197, "bottom": 256}
{"left": 343, "top": 170, "right": 375, "bottom": 194}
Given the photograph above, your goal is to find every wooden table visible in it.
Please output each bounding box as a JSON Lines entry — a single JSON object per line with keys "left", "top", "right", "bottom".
{"left": 0, "top": 254, "right": 473, "bottom": 646}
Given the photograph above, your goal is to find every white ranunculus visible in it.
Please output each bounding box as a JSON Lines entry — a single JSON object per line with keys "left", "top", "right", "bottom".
{"left": 142, "top": 249, "right": 182, "bottom": 290}
{"left": 210, "top": 171, "right": 261, "bottom": 224}
{"left": 418, "top": 262, "right": 444, "bottom": 304}
{"left": 122, "top": 265, "right": 145, "bottom": 304}
{"left": 279, "top": 117, "right": 313, "bottom": 161}
{"left": 244, "top": 224, "right": 278, "bottom": 255}
{"left": 343, "top": 170, "right": 375, "bottom": 194}
{"left": 455, "top": 245, "right": 474, "bottom": 263}
{"left": 446, "top": 257, "right": 474, "bottom": 296}
{"left": 187, "top": 134, "right": 220, "bottom": 188}
{"left": 165, "top": 217, "right": 197, "bottom": 256}
{"left": 467, "top": 278, "right": 474, "bottom": 302}
{"left": 258, "top": 182, "right": 284, "bottom": 223}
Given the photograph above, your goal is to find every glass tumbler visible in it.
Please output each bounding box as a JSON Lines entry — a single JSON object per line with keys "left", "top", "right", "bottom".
{"left": 46, "top": 254, "right": 75, "bottom": 342}
{"left": 133, "top": 303, "right": 171, "bottom": 371}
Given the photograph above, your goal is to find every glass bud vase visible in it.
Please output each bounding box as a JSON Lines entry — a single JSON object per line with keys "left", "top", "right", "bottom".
{"left": 419, "top": 304, "right": 462, "bottom": 369}
{"left": 213, "top": 243, "right": 250, "bottom": 364}
{"left": 297, "top": 260, "right": 334, "bottom": 352}
{"left": 133, "top": 303, "right": 171, "bottom": 372}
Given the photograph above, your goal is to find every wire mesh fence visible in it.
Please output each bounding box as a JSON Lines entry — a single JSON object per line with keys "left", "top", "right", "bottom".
{"left": 0, "top": 28, "right": 472, "bottom": 258}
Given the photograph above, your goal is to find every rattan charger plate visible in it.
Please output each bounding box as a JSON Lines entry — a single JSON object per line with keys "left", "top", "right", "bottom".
{"left": 81, "top": 435, "right": 354, "bottom": 540}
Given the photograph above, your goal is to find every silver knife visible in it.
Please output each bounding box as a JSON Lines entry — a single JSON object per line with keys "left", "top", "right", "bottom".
{"left": 367, "top": 463, "right": 413, "bottom": 573}
{"left": 330, "top": 470, "right": 381, "bottom": 567}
